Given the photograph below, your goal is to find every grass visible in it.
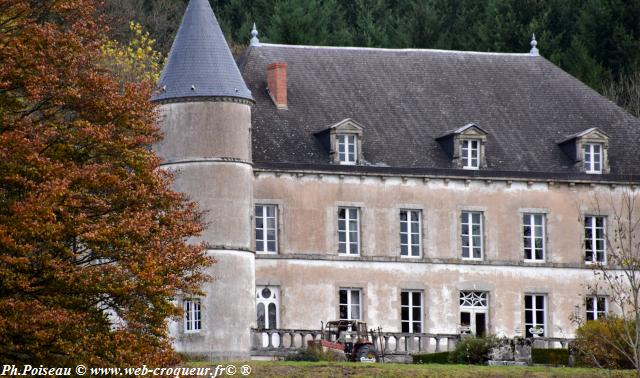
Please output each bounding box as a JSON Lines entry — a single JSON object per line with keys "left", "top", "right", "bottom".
{"left": 185, "top": 360, "right": 635, "bottom": 377}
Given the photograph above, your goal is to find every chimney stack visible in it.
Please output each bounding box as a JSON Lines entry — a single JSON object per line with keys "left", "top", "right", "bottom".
{"left": 267, "top": 62, "right": 287, "bottom": 109}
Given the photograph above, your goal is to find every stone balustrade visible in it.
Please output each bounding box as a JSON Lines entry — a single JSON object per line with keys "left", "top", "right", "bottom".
{"left": 250, "top": 328, "right": 460, "bottom": 355}
{"left": 250, "top": 328, "right": 574, "bottom": 357}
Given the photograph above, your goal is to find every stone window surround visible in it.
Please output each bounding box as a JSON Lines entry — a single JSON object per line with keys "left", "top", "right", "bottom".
{"left": 255, "top": 199, "right": 285, "bottom": 254}
{"left": 454, "top": 130, "right": 488, "bottom": 169}
{"left": 401, "top": 289, "right": 424, "bottom": 333}
{"left": 583, "top": 213, "right": 607, "bottom": 265}
{"left": 458, "top": 206, "right": 488, "bottom": 261}
{"left": 398, "top": 205, "right": 425, "bottom": 258}
{"left": 328, "top": 120, "right": 364, "bottom": 165}
{"left": 518, "top": 208, "right": 549, "bottom": 263}
{"left": 583, "top": 142, "right": 604, "bottom": 174}
{"left": 338, "top": 286, "right": 364, "bottom": 321}
{"left": 523, "top": 292, "right": 549, "bottom": 337}
{"left": 332, "top": 201, "right": 365, "bottom": 256}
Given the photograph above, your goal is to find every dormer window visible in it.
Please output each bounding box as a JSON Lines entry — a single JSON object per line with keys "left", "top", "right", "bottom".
{"left": 436, "top": 123, "right": 488, "bottom": 170}
{"left": 314, "top": 118, "right": 364, "bottom": 165}
{"left": 461, "top": 139, "right": 480, "bottom": 169}
{"left": 337, "top": 134, "right": 357, "bottom": 164}
{"left": 558, "top": 128, "right": 609, "bottom": 175}
{"left": 583, "top": 143, "right": 602, "bottom": 174}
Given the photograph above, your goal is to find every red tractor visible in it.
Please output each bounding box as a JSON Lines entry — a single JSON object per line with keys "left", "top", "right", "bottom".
{"left": 311, "top": 320, "right": 381, "bottom": 362}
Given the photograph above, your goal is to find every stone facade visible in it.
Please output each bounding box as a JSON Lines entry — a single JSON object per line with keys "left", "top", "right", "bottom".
{"left": 154, "top": 0, "right": 640, "bottom": 359}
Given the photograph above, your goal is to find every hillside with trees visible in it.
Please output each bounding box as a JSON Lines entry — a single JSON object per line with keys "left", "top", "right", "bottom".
{"left": 105, "top": 0, "right": 640, "bottom": 116}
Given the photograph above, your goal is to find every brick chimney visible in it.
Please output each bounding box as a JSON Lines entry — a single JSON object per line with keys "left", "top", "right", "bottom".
{"left": 267, "top": 62, "right": 287, "bottom": 109}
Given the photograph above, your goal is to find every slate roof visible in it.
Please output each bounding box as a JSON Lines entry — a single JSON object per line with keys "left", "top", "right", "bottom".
{"left": 239, "top": 44, "right": 640, "bottom": 179}
{"left": 151, "top": 0, "right": 252, "bottom": 102}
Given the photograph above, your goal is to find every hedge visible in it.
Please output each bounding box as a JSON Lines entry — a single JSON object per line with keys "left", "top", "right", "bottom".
{"left": 532, "top": 348, "right": 570, "bottom": 366}
{"left": 412, "top": 352, "right": 451, "bottom": 364}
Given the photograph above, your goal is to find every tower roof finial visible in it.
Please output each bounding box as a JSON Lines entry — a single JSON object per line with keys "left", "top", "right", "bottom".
{"left": 250, "top": 22, "right": 260, "bottom": 47}
{"left": 530, "top": 33, "right": 539, "bottom": 56}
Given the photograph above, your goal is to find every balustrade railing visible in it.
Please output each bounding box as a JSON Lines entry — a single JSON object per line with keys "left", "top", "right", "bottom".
{"left": 250, "top": 328, "right": 574, "bottom": 356}
{"left": 250, "top": 328, "right": 460, "bottom": 355}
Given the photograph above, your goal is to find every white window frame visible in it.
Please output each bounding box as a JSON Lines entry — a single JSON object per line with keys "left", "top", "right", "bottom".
{"left": 459, "top": 291, "right": 489, "bottom": 336}
{"left": 338, "top": 207, "right": 360, "bottom": 255}
{"left": 524, "top": 294, "right": 546, "bottom": 337}
{"left": 583, "top": 143, "right": 602, "bottom": 174}
{"left": 339, "top": 288, "right": 361, "bottom": 320}
{"left": 401, "top": 290, "right": 423, "bottom": 333}
{"left": 584, "top": 215, "right": 606, "bottom": 264}
{"left": 461, "top": 139, "right": 480, "bottom": 169}
{"left": 183, "top": 299, "right": 201, "bottom": 333}
{"left": 255, "top": 204, "right": 278, "bottom": 253}
{"left": 586, "top": 296, "right": 607, "bottom": 321}
{"left": 256, "top": 286, "right": 279, "bottom": 329}
{"left": 523, "top": 213, "right": 545, "bottom": 262}
{"left": 337, "top": 134, "right": 357, "bottom": 165}
{"left": 461, "top": 211, "right": 483, "bottom": 260}
{"left": 400, "top": 210, "right": 422, "bottom": 257}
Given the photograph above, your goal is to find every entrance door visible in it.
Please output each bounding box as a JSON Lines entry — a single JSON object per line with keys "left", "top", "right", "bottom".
{"left": 459, "top": 291, "right": 489, "bottom": 336}
{"left": 256, "top": 286, "right": 279, "bottom": 347}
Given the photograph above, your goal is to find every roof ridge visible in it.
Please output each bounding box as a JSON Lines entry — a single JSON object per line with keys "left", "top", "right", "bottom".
{"left": 257, "top": 43, "right": 534, "bottom": 56}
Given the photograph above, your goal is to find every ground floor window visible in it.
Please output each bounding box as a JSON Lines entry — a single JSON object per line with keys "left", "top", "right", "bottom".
{"left": 339, "top": 288, "right": 361, "bottom": 320}
{"left": 183, "top": 299, "right": 201, "bottom": 333}
{"left": 586, "top": 296, "right": 607, "bottom": 321}
{"left": 256, "top": 286, "right": 279, "bottom": 329}
{"left": 524, "top": 294, "right": 546, "bottom": 337}
{"left": 401, "top": 290, "right": 423, "bottom": 333}
{"left": 459, "top": 291, "right": 488, "bottom": 337}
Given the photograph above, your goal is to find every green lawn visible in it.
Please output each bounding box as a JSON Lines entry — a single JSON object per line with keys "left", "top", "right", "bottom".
{"left": 187, "top": 361, "right": 634, "bottom": 377}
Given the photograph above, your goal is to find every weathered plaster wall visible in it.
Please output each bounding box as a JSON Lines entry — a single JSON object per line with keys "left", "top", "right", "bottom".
{"left": 256, "top": 259, "right": 592, "bottom": 337}
{"left": 156, "top": 101, "right": 255, "bottom": 359}
{"left": 254, "top": 172, "right": 625, "bottom": 336}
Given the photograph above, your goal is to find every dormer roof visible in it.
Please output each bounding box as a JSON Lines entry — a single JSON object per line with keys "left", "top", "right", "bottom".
{"left": 558, "top": 127, "right": 609, "bottom": 144}
{"left": 328, "top": 118, "right": 365, "bottom": 132}
{"left": 436, "top": 123, "right": 488, "bottom": 140}
{"left": 151, "top": 0, "right": 253, "bottom": 103}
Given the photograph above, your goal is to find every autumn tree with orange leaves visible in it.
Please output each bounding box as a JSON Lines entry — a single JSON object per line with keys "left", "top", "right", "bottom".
{"left": 0, "top": 0, "right": 211, "bottom": 366}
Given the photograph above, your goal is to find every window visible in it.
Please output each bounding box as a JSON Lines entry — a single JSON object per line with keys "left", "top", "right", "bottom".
{"left": 401, "top": 290, "right": 423, "bottom": 333}
{"left": 585, "top": 216, "right": 606, "bottom": 263}
{"left": 338, "top": 207, "right": 359, "bottom": 255}
{"left": 400, "top": 210, "right": 421, "bottom": 257}
{"left": 337, "top": 134, "right": 357, "bottom": 164}
{"left": 183, "top": 299, "right": 201, "bottom": 333}
{"left": 461, "top": 139, "right": 480, "bottom": 169}
{"left": 524, "top": 294, "right": 546, "bottom": 337}
{"left": 460, "top": 291, "right": 488, "bottom": 337}
{"left": 256, "top": 286, "right": 279, "bottom": 329}
{"left": 461, "top": 211, "right": 483, "bottom": 260}
{"left": 523, "top": 214, "right": 545, "bottom": 261}
{"left": 255, "top": 205, "right": 277, "bottom": 253}
{"left": 339, "top": 288, "right": 361, "bottom": 320}
{"left": 583, "top": 143, "right": 602, "bottom": 174}
{"left": 586, "top": 296, "right": 607, "bottom": 321}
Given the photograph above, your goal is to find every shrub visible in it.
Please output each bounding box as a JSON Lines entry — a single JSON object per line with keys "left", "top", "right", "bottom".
{"left": 448, "top": 336, "right": 500, "bottom": 364}
{"left": 413, "top": 352, "right": 451, "bottom": 364}
{"left": 532, "top": 348, "right": 569, "bottom": 366}
{"left": 573, "top": 317, "right": 635, "bottom": 369}
{"left": 285, "top": 347, "right": 346, "bottom": 362}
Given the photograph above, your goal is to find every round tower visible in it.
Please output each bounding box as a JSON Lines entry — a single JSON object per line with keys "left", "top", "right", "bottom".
{"left": 152, "top": 0, "right": 255, "bottom": 359}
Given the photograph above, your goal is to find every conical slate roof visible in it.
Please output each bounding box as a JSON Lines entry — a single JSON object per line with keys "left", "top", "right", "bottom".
{"left": 151, "top": 0, "right": 252, "bottom": 102}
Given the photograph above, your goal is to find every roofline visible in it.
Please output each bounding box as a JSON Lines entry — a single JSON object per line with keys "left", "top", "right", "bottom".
{"left": 256, "top": 43, "right": 535, "bottom": 57}
{"left": 151, "top": 94, "right": 255, "bottom": 105}
{"left": 253, "top": 161, "right": 640, "bottom": 184}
